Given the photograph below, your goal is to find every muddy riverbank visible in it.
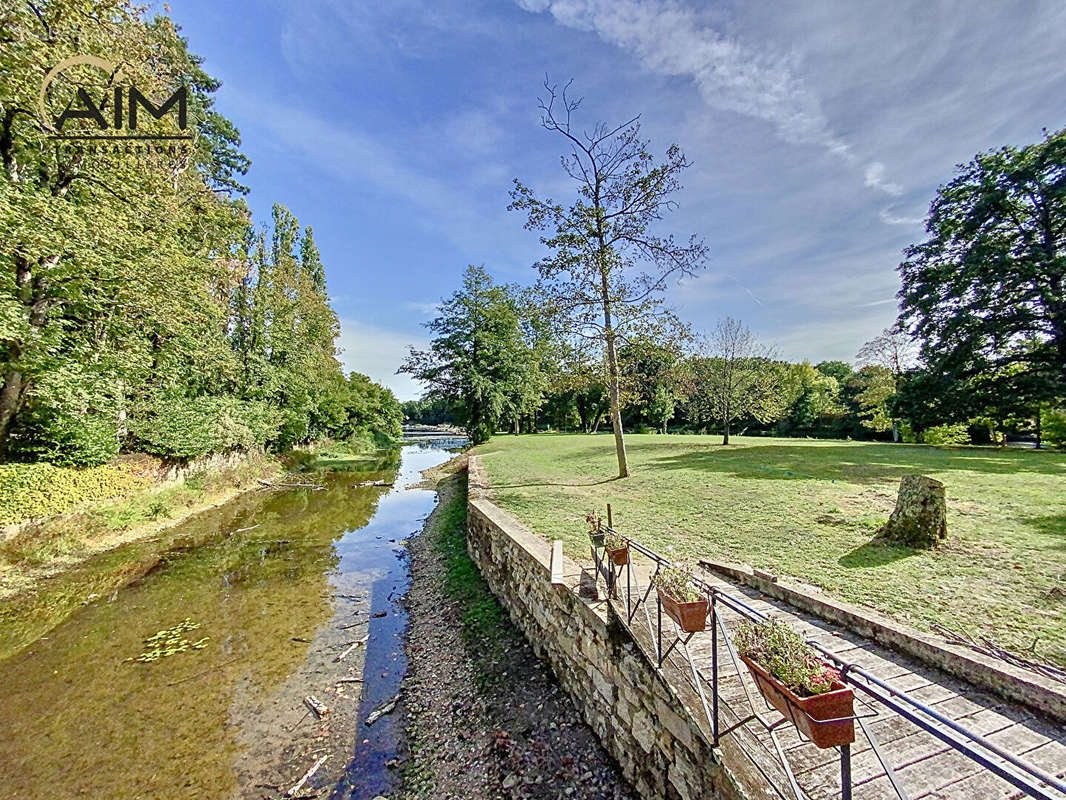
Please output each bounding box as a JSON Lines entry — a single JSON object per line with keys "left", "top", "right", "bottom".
{"left": 399, "top": 460, "right": 634, "bottom": 800}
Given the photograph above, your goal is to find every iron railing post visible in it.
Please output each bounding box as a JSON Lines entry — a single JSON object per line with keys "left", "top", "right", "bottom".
{"left": 712, "top": 593, "right": 719, "bottom": 745}
{"left": 841, "top": 744, "right": 852, "bottom": 800}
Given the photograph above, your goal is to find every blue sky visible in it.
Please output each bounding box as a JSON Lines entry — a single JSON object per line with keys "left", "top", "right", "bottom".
{"left": 167, "top": 0, "right": 1066, "bottom": 400}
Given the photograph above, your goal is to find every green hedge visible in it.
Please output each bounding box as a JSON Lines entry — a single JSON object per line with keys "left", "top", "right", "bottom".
{"left": 130, "top": 396, "right": 280, "bottom": 459}
{"left": 0, "top": 462, "right": 150, "bottom": 526}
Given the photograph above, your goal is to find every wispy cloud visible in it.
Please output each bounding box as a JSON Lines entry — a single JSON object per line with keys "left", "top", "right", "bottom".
{"left": 879, "top": 207, "right": 925, "bottom": 226}
{"left": 863, "top": 162, "right": 902, "bottom": 196}
{"left": 516, "top": 0, "right": 908, "bottom": 207}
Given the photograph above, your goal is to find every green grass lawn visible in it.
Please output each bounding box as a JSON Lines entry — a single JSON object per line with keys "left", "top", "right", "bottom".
{"left": 472, "top": 434, "right": 1066, "bottom": 666}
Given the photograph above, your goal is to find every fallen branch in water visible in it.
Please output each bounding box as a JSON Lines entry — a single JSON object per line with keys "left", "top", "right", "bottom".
{"left": 303, "top": 695, "right": 329, "bottom": 718}
{"left": 354, "top": 480, "right": 393, "bottom": 488}
{"left": 257, "top": 479, "right": 324, "bottom": 491}
{"left": 335, "top": 636, "right": 369, "bottom": 662}
{"left": 366, "top": 693, "right": 399, "bottom": 726}
{"left": 285, "top": 754, "right": 329, "bottom": 798}
{"left": 231, "top": 524, "right": 260, "bottom": 534}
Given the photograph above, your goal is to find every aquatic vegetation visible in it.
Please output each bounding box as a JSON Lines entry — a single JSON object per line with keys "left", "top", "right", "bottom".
{"left": 128, "top": 618, "right": 209, "bottom": 663}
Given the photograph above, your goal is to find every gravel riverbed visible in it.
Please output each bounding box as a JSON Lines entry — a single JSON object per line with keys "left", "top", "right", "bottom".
{"left": 398, "top": 461, "right": 635, "bottom": 800}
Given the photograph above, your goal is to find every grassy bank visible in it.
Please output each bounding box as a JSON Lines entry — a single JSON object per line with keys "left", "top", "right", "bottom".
{"left": 473, "top": 434, "right": 1066, "bottom": 666}
{"left": 0, "top": 451, "right": 281, "bottom": 600}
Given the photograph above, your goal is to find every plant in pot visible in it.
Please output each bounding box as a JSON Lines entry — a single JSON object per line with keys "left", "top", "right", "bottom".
{"left": 603, "top": 530, "right": 629, "bottom": 566}
{"left": 585, "top": 512, "right": 604, "bottom": 548}
{"left": 652, "top": 560, "right": 708, "bottom": 632}
{"left": 735, "top": 618, "right": 855, "bottom": 748}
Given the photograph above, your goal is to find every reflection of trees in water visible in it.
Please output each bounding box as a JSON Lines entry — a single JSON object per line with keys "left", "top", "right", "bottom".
{"left": 0, "top": 460, "right": 400, "bottom": 799}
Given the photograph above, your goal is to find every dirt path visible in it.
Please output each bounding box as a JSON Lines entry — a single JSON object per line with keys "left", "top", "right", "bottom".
{"left": 399, "top": 462, "right": 634, "bottom": 800}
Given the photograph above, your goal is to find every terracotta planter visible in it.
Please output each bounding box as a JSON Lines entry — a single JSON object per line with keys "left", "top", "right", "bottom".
{"left": 741, "top": 656, "right": 855, "bottom": 748}
{"left": 606, "top": 545, "right": 629, "bottom": 566}
{"left": 656, "top": 588, "right": 708, "bottom": 632}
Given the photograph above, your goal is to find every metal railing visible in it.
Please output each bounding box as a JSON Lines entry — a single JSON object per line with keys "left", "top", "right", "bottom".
{"left": 590, "top": 518, "right": 1066, "bottom": 800}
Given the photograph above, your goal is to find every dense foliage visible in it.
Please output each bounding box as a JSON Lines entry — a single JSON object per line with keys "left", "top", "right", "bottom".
{"left": 0, "top": 461, "right": 149, "bottom": 524}
{"left": 0, "top": 1, "right": 401, "bottom": 466}
{"left": 896, "top": 128, "right": 1066, "bottom": 445}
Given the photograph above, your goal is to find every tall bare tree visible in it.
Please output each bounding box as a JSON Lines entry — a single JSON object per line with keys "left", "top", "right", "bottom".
{"left": 509, "top": 81, "right": 707, "bottom": 477}
{"left": 688, "top": 318, "right": 779, "bottom": 445}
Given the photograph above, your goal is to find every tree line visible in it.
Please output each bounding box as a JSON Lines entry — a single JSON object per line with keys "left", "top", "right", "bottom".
{"left": 403, "top": 85, "right": 1066, "bottom": 462}
{"left": 0, "top": 1, "right": 401, "bottom": 466}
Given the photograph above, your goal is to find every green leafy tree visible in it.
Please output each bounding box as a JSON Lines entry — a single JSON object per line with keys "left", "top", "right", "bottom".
{"left": 686, "top": 319, "right": 781, "bottom": 444}
{"left": 400, "top": 266, "right": 534, "bottom": 445}
{"left": 898, "top": 129, "right": 1066, "bottom": 425}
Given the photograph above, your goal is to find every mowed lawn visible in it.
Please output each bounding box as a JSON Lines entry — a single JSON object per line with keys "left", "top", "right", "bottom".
{"left": 472, "top": 434, "right": 1066, "bottom": 666}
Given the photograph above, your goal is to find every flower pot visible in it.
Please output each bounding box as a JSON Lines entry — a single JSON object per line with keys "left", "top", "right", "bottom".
{"left": 656, "top": 588, "right": 708, "bottom": 632}
{"left": 606, "top": 545, "right": 629, "bottom": 566}
{"left": 589, "top": 532, "right": 605, "bottom": 548}
{"left": 740, "top": 656, "right": 855, "bottom": 748}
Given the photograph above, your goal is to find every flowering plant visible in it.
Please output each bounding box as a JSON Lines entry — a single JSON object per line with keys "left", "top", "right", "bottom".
{"left": 735, "top": 618, "right": 842, "bottom": 696}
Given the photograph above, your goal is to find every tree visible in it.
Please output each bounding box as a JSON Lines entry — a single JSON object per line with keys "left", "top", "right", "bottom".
{"left": 897, "top": 129, "right": 1066, "bottom": 422}
{"left": 686, "top": 318, "right": 780, "bottom": 445}
{"left": 509, "top": 81, "right": 707, "bottom": 477}
{"left": 400, "top": 266, "right": 533, "bottom": 445}
{"left": 856, "top": 327, "right": 917, "bottom": 377}
{"left": 854, "top": 327, "right": 917, "bottom": 441}
{"left": 0, "top": 2, "right": 249, "bottom": 460}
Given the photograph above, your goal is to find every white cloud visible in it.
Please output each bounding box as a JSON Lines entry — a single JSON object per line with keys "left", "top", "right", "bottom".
{"left": 863, "top": 162, "right": 903, "bottom": 196}
{"left": 519, "top": 0, "right": 846, "bottom": 152}
{"left": 402, "top": 300, "right": 440, "bottom": 316}
{"left": 879, "top": 207, "right": 924, "bottom": 226}
{"left": 337, "top": 319, "right": 427, "bottom": 401}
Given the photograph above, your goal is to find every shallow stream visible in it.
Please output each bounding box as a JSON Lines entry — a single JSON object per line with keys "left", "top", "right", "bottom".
{"left": 0, "top": 440, "right": 462, "bottom": 799}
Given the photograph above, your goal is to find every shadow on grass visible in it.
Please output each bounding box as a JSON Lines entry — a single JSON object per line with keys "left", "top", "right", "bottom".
{"left": 484, "top": 476, "right": 621, "bottom": 489}
{"left": 638, "top": 442, "right": 1066, "bottom": 486}
{"left": 838, "top": 539, "right": 920, "bottom": 569}
{"left": 1021, "top": 514, "right": 1066, "bottom": 545}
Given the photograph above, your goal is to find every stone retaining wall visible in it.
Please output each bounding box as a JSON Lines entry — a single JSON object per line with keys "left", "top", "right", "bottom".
{"left": 465, "top": 457, "right": 745, "bottom": 800}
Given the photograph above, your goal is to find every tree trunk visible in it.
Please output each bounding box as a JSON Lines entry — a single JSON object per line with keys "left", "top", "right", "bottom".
{"left": 1035, "top": 411, "right": 1042, "bottom": 450}
{"left": 605, "top": 331, "right": 629, "bottom": 477}
{"left": 0, "top": 366, "right": 25, "bottom": 455}
{"left": 878, "top": 474, "right": 948, "bottom": 547}
{"left": 722, "top": 416, "right": 730, "bottom": 446}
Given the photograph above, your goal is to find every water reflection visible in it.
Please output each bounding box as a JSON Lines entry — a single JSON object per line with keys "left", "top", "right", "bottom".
{"left": 0, "top": 442, "right": 460, "bottom": 800}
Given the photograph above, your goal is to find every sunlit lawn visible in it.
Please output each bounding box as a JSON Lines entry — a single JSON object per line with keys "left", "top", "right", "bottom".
{"left": 472, "top": 434, "right": 1066, "bottom": 666}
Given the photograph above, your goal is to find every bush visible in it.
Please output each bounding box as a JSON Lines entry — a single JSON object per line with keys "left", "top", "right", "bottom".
{"left": 922, "top": 423, "right": 970, "bottom": 446}
{"left": 131, "top": 396, "right": 280, "bottom": 459}
{"left": 1042, "top": 406, "right": 1066, "bottom": 448}
{"left": 9, "top": 406, "right": 120, "bottom": 467}
{"left": 0, "top": 462, "right": 149, "bottom": 525}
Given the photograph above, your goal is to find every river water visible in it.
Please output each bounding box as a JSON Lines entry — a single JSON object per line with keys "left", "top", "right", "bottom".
{"left": 0, "top": 440, "right": 463, "bottom": 800}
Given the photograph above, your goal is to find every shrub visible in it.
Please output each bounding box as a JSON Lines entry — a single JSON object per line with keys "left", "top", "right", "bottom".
{"left": 652, "top": 559, "right": 701, "bottom": 603}
{"left": 922, "top": 423, "right": 970, "bottom": 446}
{"left": 604, "top": 530, "right": 627, "bottom": 551}
{"left": 1041, "top": 406, "right": 1066, "bottom": 448}
{"left": 735, "top": 618, "right": 840, "bottom": 696}
{"left": 0, "top": 462, "right": 149, "bottom": 525}
{"left": 9, "top": 406, "right": 120, "bottom": 467}
{"left": 131, "top": 396, "right": 280, "bottom": 459}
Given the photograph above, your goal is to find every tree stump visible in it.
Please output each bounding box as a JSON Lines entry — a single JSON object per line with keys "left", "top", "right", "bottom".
{"left": 879, "top": 474, "right": 948, "bottom": 547}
